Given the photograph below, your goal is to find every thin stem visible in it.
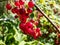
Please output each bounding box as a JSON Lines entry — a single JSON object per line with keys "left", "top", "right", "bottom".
{"left": 34, "top": 4, "right": 60, "bottom": 33}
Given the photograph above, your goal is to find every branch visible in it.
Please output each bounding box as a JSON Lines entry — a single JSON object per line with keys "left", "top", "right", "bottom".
{"left": 34, "top": 4, "right": 60, "bottom": 33}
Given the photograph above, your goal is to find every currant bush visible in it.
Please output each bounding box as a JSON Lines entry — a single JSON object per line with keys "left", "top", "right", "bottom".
{"left": 6, "top": 0, "right": 42, "bottom": 39}
{"left": 0, "top": 0, "right": 60, "bottom": 45}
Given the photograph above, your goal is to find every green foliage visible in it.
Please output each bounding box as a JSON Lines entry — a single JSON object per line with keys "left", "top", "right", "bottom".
{"left": 0, "top": 1, "right": 6, "bottom": 15}
{"left": 0, "top": 0, "right": 60, "bottom": 45}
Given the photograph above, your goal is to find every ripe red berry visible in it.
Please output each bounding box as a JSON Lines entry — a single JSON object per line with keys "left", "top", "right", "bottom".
{"left": 34, "top": 21, "right": 39, "bottom": 26}
{"left": 19, "top": 23, "right": 26, "bottom": 33}
{"left": 11, "top": 7, "right": 19, "bottom": 14}
{"left": 25, "top": 13, "right": 29, "bottom": 18}
{"left": 6, "top": 0, "right": 42, "bottom": 39}
{"left": 19, "top": 23, "right": 25, "bottom": 29}
{"left": 6, "top": 4, "right": 12, "bottom": 10}
{"left": 33, "top": 33, "right": 39, "bottom": 39}
{"left": 30, "top": 19, "right": 34, "bottom": 23}
{"left": 33, "top": 28, "right": 42, "bottom": 39}
{"left": 11, "top": 9, "right": 15, "bottom": 13}
{"left": 20, "top": 17, "right": 27, "bottom": 23}
{"left": 25, "top": 22, "right": 33, "bottom": 29}
{"left": 55, "top": 39, "right": 59, "bottom": 45}
{"left": 36, "top": 28, "right": 42, "bottom": 36}
{"left": 58, "top": 34, "right": 60, "bottom": 38}
{"left": 15, "top": 1, "right": 20, "bottom": 7}
{"left": 20, "top": 15, "right": 27, "bottom": 23}
{"left": 30, "top": 0, "right": 32, "bottom": 1}
{"left": 19, "top": 8, "right": 26, "bottom": 15}
{"left": 27, "top": 8, "right": 33, "bottom": 13}
{"left": 28, "top": 1, "right": 34, "bottom": 8}
{"left": 57, "top": 25, "right": 60, "bottom": 28}
{"left": 36, "top": 28, "right": 40, "bottom": 32}
{"left": 38, "top": 13, "right": 43, "bottom": 18}
{"left": 14, "top": 15, "right": 18, "bottom": 18}
{"left": 26, "top": 28, "right": 33, "bottom": 35}
{"left": 33, "top": 30, "right": 39, "bottom": 39}
{"left": 19, "top": 0, "right": 24, "bottom": 5}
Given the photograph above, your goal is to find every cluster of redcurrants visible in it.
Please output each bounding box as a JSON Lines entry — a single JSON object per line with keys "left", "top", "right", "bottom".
{"left": 6, "top": 0, "right": 42, "bottom": 39}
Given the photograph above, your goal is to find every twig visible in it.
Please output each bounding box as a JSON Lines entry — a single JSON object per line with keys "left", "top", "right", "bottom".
{"left": 34, "top": 4, "right": 60, "bottom": 33}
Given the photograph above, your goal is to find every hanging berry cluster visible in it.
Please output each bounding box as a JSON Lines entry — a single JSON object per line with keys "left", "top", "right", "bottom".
{"left": 6, "top": 0, "right": 42, "bottom": 39}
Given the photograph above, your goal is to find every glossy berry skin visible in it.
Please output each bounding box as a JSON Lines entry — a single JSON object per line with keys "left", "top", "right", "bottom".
{"left": 34, "top": 21, "right": 39, "bottom": 26}
{"left": 15, "top": 15, "right": 18, "bottom": 18}
{"left": 58, "top": 34, "right": 60, "bottom": 38}
{"left": 25, "top": 22, "right": 33, "bottom": 29}
{"left": 33, "top": 28, "right": 42, "bottom": 39}
{"left": 19, "top": 0, "right": 24, "bottom": 5}
{"left": 33, "top": 33, "right": 39, "bottom": 39}
{"left": 25, "top": 13, "right": 29, "bottom": 18}
{"left": 19, "top": 23, "right": 25, "bottom": 30}
{"left": 38, "top": 13, "right": 43, "bottom": 18}
{"left": 28, "top": 1, "right": 34, "bottom": 8}
{"left": 15, "top": 1, "right": 20, "bottom": 7}
{"left": 27, "top": 8, "right": 33, "bottom": 13}
{"left": 11, "top": 7, "right": 19, "bottom": 14}
{"left": 26, "top": 28, "right": 34, "bottom": 35}
{"left": 30, "top": 19, "right": 34, "bottom": 23}
{"left": 19, "top": 8, "right": 26, "bottom": 15}
{"left": 36, "top": 28, "right": 40, "bottom": 32}
{"left": 20, "top": 15, "right": 27, "bottom": 23}
{"left": 19, "top": 23, "right": 26, "bottom": 34}
{"left": 6, "top": 4, "right": 12, "bottom": 10}
{"left": 11, "top": 9, "right": 15, "bottom": 13}
{"left": 36, "top": 28, "right": 42, "bottom": 36}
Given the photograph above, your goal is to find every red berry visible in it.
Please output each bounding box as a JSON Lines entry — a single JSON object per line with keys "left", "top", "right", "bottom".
{"left": 36, "top": 28, "right": 40, "bottom": 32}
{"left": 20, "top": 17, "right": 27, "bottom": 23}
{"left": 38, "top": 13, "right": 43, "bottom": 18}
{"left": 58, "top": 34, "right": 60, "bottom": 38}
{"left": 27, "top": 8, "right": 33, "bottom": 13}
{"left": 19, "top": 0, "right": 24, "bottom": 5}
{"left": 33, "top": 33, "right": 38, "bottom": 39}
{"left": 6, "top": 4, "right": 12, "bottom": 10}
{"left": 33, "top": 28, "right": 42, "bottom": 39}
{"left": 55, "top": 40, "right": 59, "bottom": 45}
{"left": 25, "top": 22, "right": 33, "bottom": 29}
{"left": 19, "top": 8, "right": 26, "bottom": 15}
{"left": 20, "top": 15, "right": 27, "bottom": 23}
{"left": 26, "top": 28, "right": 33, "bottom": 35}
{"left": 19, "top": 23, "right": 26, "bottom": 33}
{"left": 30, "top": 0, "right": 32, "bottom": 1}
{"left": 30, "top": 19, "right": 34, "bottom": 23}
{"left": 34, "top": 21, "right": 39, "bottom": 26}
{"left": 57, "top": 25, "right": 60, "bottom": 28}
{"left": 25, "top": 13, "right": 29, "bottom": 18}
{"left": 19, "top": 23, "right": 25, "bottom": 29}
{"left": 28, "top": 1, "right": 34, "bottom": 8}
{"left": 11, "top": 7, "right": 19, "bottom": 14}
{"left": 33, "top": 30, "right": 39, "bottom": 39}
{"left": 11, "top": 9, "right": 15, "bottom": 13}
{"left": 36, "top": 28, "right": 42, "bottom": 36}
{"left": 15, "top": 1, "right": 20, "bottom": 7}
{"left": 14, "top": 15, "right": 18, "bottom": 18}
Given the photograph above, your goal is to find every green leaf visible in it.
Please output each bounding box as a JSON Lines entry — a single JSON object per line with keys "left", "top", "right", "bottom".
{"left": 19, "top": 41, "right": 26, "bottom": 45}
{"left": 5, "top": 34, "right": 15, "bottom": 45}
{"left": 0, "top": 40, "right": 5, "bottom": 45}
{"left": 30, "top": 13, "right": 34, "bottom": 18}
